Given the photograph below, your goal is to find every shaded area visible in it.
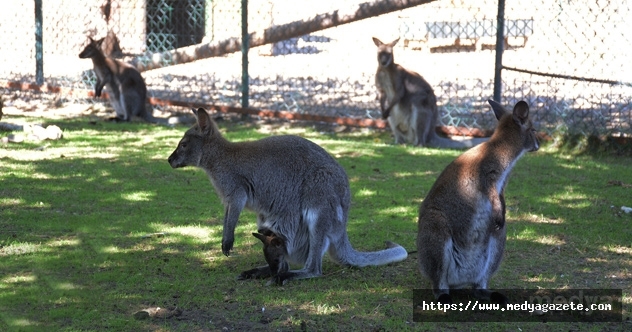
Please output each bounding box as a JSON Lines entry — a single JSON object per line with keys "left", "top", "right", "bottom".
{"left": 0, "top": 116, "right": 630, "bottom": 330}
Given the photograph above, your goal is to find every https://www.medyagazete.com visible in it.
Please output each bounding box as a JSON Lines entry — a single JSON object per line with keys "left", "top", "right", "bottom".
{"left": 418, "top": 299, "right": 613, "bottom": 313}
{"left": 413, "top": 289, "right": 622, "bottom": 322}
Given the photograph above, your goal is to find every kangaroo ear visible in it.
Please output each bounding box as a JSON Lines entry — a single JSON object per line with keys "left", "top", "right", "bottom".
{"left": 252, "top": 232, "right": 266, "bottom": 243}
{"left": 512, "top": 101, "right": 530, "bottom": 124}
{"left": 195, "top": 108, "right": 214, "bottom": 135}
{"left": 372, "top": 37, "right": 383, "bottom": 47}
{"left": 487, "top": 99, "right": 506, "bottom": 121}
{"left": 95, "top": 38, "right": 105, "bottom": 47}
{"left": 389, "top": 37, "right": 400, "bottom": 47}
{"left": 258, "top": 229, "right": 274, "bottom": 236}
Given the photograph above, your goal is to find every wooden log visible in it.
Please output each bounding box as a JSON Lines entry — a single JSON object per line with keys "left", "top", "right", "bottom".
{"left": 133, "top": 0, "right": 437, "bottom": 72}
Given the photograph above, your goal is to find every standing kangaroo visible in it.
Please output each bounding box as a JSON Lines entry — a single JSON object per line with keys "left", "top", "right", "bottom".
{"left": 79, "top": 37, "right": 156, "bottom": 123}
{"left": 168, "top": 108, "right": 408, "bottom": 284}
{"left": 373, "top": 37, "right": 486, "bottom": 148}
{"left": 417, "top": 100, "right": 539, "bottom": 305}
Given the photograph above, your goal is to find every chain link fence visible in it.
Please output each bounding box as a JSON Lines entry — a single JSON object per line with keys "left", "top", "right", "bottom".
{"left": 1, "top": 0, "right": 630, "bottom": 136}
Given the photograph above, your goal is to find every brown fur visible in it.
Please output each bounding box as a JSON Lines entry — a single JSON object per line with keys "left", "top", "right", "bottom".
{"left": 100, "top": 31, "right": 123, "bottom": 58}
{"left": 79, "top": 37, "right": 150, "bottom": 122}
{"left": 417, "top": 100, "right": 539, "bottom": 305}
{"left": 249, "top": 229, "right": 289, "bottom": 284}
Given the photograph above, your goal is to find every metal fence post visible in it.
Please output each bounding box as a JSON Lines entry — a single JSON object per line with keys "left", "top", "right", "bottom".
{"left": 34, "top": 0, "right": 44, "bottom": 85}
{"left": 241, "top": 0, "right": 249, "bottom": 108}
{"left": 493, "top": 0, "right": 505, "bottom": 103}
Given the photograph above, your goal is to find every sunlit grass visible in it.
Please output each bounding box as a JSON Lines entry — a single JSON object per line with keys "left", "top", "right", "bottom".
{"left": 1, "top": 273, "right": 38, "bottom": 285}
{"left": 6, "top": 318, "right": 40, "bottom": 327}
{"left": 121, "top": 190, "right": 156, "bottom": 202}
{"left": 0, "top": 115, "right": 630, "bottom": 331}
{"left": 0, "top": 242, "right": 44, "bottom": 256}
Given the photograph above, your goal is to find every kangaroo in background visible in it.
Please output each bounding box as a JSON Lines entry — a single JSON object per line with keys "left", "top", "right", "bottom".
{"left": 417, "top": 99, "right": 539, "bottom": 305}
{"left": 373, "top": 37, "right": 486, "bottom": 148}
{"left": 79, "top": 37, "right": 169, "bottom": 124}
{"left": 100, "top": 31, "right": 124, "bottom": 58}
{"left": 168, "top": 108, "right": 408, "bottom": 285}
{"left": 246, "top": 229, "right": 289, "bottom": 284}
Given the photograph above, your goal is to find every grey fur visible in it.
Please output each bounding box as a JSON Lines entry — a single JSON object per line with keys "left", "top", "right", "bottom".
{"left": 168, "top": 108, "right": 408, "bottom": 284}
{"left": 417, "top": 100, "right": 539, "bottom": 305}
{"left": 373, "top": 37, "right": 487, "bottom": 148}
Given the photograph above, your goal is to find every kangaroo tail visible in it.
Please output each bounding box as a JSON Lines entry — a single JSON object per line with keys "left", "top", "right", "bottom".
{"left": 329, "top": 234, "right": 408, "bottom": 267}
{"left": 427, "top": 135, "right": 488, "bottom": 149}
{"left": 141, "top": 102, "right": 196, "bottom": 125}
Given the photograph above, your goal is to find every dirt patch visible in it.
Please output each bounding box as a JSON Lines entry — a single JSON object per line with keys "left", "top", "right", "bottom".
{"left": 135, "top": 301, "right": 308, "bottom": 332}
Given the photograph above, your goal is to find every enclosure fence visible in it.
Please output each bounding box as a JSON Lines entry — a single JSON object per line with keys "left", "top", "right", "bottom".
{"left": 1, "top": 0, "right": 630, "bottom": 136}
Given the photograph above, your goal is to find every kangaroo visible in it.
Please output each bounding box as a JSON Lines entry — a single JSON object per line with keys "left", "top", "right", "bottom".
{"left": 416, "top": 99, "right": 539, "bottom": 305}
{"left": 100, "top": 30, "right": 124, "bottom": 58}
{"left": 79, "top": 36, "right": 164, "bottom": 123}
{"left": 245, "top": 229, "right": 290, "bottom": 284}
{"left": 168, "top": 108, "right": 408, "bottom": 285}
{"left": 373, "top": 37, "right": 486, "bottom": 148}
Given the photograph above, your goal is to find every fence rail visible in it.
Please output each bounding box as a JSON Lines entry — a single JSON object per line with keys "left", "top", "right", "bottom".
{"left": 0, "top": 0, "right": 630, "bottom": 137}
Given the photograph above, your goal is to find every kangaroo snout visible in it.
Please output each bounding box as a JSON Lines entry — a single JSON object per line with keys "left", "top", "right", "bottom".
{"left": 167, "top": 153, "right": 180, "bottom": 168}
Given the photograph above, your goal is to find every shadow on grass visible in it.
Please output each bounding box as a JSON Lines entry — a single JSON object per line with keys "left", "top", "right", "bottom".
{"left": 1, "top": 117, "right": 630, "bottom": 330}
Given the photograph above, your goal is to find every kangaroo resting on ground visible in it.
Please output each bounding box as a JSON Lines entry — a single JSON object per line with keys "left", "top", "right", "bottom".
{"left": 373, "top": 37, "right": 486, "bottom": 148}
{"left": 417, "top": 100, "right": 539, "bottom": 305}
{"left": 168, "top": 108, "right": 408, "bottom": 284}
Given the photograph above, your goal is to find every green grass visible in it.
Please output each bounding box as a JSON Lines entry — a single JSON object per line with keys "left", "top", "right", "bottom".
{"left": 1, "top": 114, "right": 630, "bottom": 331}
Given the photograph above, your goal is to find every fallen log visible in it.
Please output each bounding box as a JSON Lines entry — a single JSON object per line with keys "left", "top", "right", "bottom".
{"left": 133, "top": 0, "right": 437, "bottom": 71}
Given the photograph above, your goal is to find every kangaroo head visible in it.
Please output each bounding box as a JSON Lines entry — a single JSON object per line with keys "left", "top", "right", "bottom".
{"left": 488, "top": 99, "right": 540, "bottom": 153}
{"left": 78, "top": 37, "right": 105, "bottom": 59}
{"left": 372, "top": 37, "right": 399, "bottom": 68}
{"left": 167, "top": 108, "right": 222, "bottom": 169}
{"left": 252, "top": 230, "right": 287, "bottom": 275}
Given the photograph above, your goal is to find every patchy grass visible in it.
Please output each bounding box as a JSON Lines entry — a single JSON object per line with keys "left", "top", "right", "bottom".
{"left": 0, "top": 113, "right": 630, "bottom": 331}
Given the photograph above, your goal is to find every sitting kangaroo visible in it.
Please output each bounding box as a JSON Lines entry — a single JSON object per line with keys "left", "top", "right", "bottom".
{"left": 373, "top": 37, "right": 486, "bottom": 148}
{"left": 168, "top": 108, "right": 408, "bottom": 285}
{"left": 417, "top": 100, "right": 539, "bottom": 305}
{"left": 79, "top": 36, "right": 162, "bottom": 123}
{"left": 247, "top": 229, "right": 289, "bottom": 284}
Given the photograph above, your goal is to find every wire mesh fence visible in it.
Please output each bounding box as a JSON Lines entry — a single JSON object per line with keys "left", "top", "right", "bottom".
{"left": 1, "top": 0, "right": 630, "bottom": 137}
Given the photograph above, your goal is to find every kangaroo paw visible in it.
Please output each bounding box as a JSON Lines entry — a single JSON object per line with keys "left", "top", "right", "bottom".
{"left": 273, "top": 272, "right": 293, "bottom": 286}
{"left": 237, "top": 266, "right": 272, "bottom": 280}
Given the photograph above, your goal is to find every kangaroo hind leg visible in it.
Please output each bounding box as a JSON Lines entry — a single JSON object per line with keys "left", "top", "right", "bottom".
{"left": 414, "top": 104, "right": 435, "bottom": 147}
{"left": 121, "top": 89, "right": 145, "bottom": 120}
{"left": 418, "top": 210, "right": 452, "bottom": 303}
{"left": 472, "top": 288, "right": 509, "bottom": 307}
{"left": 274, "top": 207, "right": 331, "bottom": 285}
